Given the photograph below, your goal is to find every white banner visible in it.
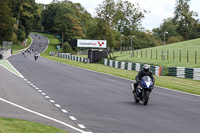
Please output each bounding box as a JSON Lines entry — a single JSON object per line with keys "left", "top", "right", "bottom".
{"left": 77, "top": 39, "right": 107, "bottom": 48}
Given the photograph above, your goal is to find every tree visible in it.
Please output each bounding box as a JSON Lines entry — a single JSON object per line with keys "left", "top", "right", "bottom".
{"left": 152, "top": 18, "right": 178, "bottom": 43}
{"left": 0, "top": 0, "right": 14, "bottom": 44}
{"left": 115, "top": 0, "right": 145, "bottom": 35}
{"left": 95, "top": 0, "right": 146, "bottom": 49}
{"left": 42, "top": 1, "right": 85, "bottom": 42}
{"left": 173, "top": 0, "right": 198, "bottom": 39}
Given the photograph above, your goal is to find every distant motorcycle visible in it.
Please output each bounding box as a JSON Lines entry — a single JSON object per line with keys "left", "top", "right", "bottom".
{"left": 39, "top": 43, "right": 42, "bottom": 47}
{"left": 34, "top": 53, "right": 39, "bottom": 61}
{"left": 132, "top": 76, "right": 154, "bottom": 105}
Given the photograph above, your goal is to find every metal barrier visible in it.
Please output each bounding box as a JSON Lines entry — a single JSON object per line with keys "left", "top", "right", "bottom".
{"left": 103, "top": 59, "right": 162, "bottom": 76}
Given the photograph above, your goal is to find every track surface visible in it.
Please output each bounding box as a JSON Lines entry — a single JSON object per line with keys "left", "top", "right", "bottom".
{"left": 7, "top": 33, "right": 200, "bottom": 133}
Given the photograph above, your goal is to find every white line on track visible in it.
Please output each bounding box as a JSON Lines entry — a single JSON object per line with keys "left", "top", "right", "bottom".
{"left": 35, "top": 87, "right": 39, "bottom": 90}
{"left": 61, "top": 109, "right": 68, "bottom": 113}
{"left": 55, "top": 104, "right": 61, "bottom": 108}
{"left": 38, "top": 90, "right": 42, "bottom": 93}
{"left": 78, "top": 124, "right": 86, "bottom": 129}
{"left": 69, "top": 116, "right": 77, "bottom": 121}
{"left": 41, "top": 93, "right": 46, "bottom": 95}
{"left": 0, "top": 97, "right": 88, "bottom": 133}
{"left": 50, "top": 100, "right": 55, "bottom": 103}
{"left": 45, "top": 96, "right": 50, "bottom": 99}
{"left": 6, "top": 61, "right": 24, "bottom": 78}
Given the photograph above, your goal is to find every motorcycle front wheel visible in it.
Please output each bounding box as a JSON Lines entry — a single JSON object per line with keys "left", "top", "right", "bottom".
{"left": 143, "top": 91, "right": 150, "bottom": 105}
{"left": 134, "top": 93, "right": 140, "bottom": 103}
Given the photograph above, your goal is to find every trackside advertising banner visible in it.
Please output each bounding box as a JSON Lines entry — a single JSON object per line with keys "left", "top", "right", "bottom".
{"left": 77, "top": 39, "right": 107, "bottom": 48}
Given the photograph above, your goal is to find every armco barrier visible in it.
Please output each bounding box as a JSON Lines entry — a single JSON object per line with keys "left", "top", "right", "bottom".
{"left": 103, "top": 59, "right": 162, "bottom": 76}
{"left": 169, "top": 67, "right": 200, "bottom": 80}
{"left": 49, "top": 51, "right": 89, "bottom": 63}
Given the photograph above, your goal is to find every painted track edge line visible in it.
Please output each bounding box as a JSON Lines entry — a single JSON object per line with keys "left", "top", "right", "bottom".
{"left": 0, "top": 63, "right": 24, "bottom": 79}
{"left": 0, "top": 97, "right": 88, "bottom": 133}
{"left": 6, "top": 60, "right": 24, "bottom": 78}
{"left": 41, "top": 57, "right": 200, "bottom": 98}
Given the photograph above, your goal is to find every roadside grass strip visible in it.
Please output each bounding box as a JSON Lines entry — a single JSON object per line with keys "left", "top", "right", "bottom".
{"left": 0, "top": 117, "right": 68, "bottom": 133}
{"left": 0, "top": 60, "right": 23, "bottom": 78}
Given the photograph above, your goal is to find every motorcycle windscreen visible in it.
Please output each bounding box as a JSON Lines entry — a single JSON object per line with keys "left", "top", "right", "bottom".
{"left": 142, "top": 76, "right": 152, "bottom": 82}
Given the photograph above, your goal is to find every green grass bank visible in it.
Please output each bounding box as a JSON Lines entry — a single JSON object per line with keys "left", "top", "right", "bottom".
{"left": 12, "top": 36, "right": 32, "bottom": 54}
{"left": 114, "top": 38, "right": 200, "bottom": 68}
{"left": 0, "top": 117, "right": 68, "bottom": 133}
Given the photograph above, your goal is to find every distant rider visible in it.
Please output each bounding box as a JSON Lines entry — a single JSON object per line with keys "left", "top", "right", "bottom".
{"left": 34, "top": 52, "right": 39, "bottom": 61}
{"left": 31, "top": 47, "right": 34, "bottom": 51}
{"left": 132, "top": 65, "right": 155, "bottom": 94}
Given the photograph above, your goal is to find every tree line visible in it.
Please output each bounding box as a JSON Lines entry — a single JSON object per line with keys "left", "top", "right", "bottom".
{"left": 0, "top": 0, "right": 41, "bottom": 45}
{"left": 153, "top": 0, "right": 200, "bottom": 45}
{"left": 0, "top": 0, "right": 199, "bottom": 52}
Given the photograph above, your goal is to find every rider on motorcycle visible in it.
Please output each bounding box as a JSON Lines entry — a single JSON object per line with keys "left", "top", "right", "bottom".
{"left": 34, "top": 52, "right": 39, "bottom": 61}
{"left": 132, "top": 65, "right": 155, "bottom": 94}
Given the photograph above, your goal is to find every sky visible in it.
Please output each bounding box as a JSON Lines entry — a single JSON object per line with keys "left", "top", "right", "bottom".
{"left": 35, "top": 0, "right": 200, "bottom": 31}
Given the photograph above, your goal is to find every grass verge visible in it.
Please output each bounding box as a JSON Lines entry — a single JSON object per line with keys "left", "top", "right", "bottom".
{"left": 12, "top": 36, "right": 32, "bottom": 54}
{"left": 0, "top": 117, "right": 68, "bottom": 133}
{"left": 39, "top": 33, "right": 200, "bottom": 95}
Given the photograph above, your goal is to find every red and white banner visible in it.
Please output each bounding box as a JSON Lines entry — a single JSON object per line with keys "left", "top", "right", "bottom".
{"left": 77, "top": 39, "right": 107, "bottom": 48}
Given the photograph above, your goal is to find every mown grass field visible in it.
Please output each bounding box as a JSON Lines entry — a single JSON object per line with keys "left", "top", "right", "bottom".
{"left": 0, "top": 117, "right": 68, "bottom": 133}
{"left": 40, "top": 33, "right": 200, "bottom": 95}
{"left": 114, "top": 38, "right": 200, "bottom": 68}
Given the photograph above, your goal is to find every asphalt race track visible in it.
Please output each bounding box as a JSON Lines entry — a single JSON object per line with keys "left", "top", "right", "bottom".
{"left": 7, "top": 33, "right": 200, "bottom": 133}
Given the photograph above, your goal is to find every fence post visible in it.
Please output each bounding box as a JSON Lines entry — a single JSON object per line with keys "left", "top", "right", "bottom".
{"left": 167, "top": 50, "right": 169, "bottom": 60}
{"left": 161, "top": 50, "right": 163, "bottom": 60}
{"left": 187, "top": 51, "right": 189, "bottom": 63}
{"left": 151, "top": 49, "right": 152, "bottom": 59}
{"left": 195, "top": 51, "right": 197, "bottom": 64}
{"left": 173, "top": 50, "right": 175, "bottom": 61}
{"left": 146, "top": 49, "right": 147, "bottom": 58}
{"left": 156, "top": 50, "right": 157, "bottom": 60}
{"left": 180, "top": 50, "right": 181, "bottom": 62}
{"left": 141, "top": 49, "right": 142, "bottom": 57}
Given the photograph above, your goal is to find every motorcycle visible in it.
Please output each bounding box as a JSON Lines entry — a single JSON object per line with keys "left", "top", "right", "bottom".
{"left": 131, "top": 76, "right": 154, "bottom": 105}
{"left": 34, "top": 53, "right": 39, "bottom": 61}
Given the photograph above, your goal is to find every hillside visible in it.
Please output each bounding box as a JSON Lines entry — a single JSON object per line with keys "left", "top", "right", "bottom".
{"left": 114, "top": 38, "right": 200, "bottom": 68}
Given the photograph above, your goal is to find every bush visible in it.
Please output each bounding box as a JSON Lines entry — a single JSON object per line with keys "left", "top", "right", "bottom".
{"left": 63, "top": 42, "right": 72, "bottom": 53}
{"left": 167, "top": 35, "right": 183, "bottom": 44}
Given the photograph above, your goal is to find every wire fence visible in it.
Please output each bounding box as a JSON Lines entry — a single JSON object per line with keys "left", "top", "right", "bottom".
{"left": 114, "top": 47, "right": 200, "bottom": 64}
{"left": 0, "top": 41, "right": 12, "bottom": 51}
{"left": 133, "top": 49, "right": 199, "bottom": 64}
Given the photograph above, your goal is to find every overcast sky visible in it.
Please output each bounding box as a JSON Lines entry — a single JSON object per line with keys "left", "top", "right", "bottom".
{"left": 35, "top": 0, "right": 200, "bottom": 31}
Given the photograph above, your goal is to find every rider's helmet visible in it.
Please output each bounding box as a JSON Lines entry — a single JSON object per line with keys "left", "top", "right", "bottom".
{"left": 143, "top": 65, "right": 150, "bottom": 74}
